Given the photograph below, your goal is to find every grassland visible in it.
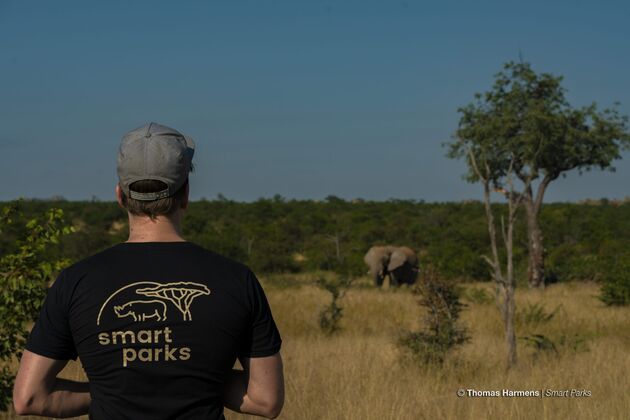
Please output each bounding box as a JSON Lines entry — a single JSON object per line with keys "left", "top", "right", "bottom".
{"left": 3, "top": 274, "right": 629, "bottom": 420}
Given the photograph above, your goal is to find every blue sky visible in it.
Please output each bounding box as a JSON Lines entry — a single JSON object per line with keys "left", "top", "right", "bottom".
{"left": 1, "top": 0, "right": 629, "bottom": 202}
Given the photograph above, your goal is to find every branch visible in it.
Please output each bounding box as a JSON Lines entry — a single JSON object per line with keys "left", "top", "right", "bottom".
{"left": 533, "top": 173, "right": 554, "bottom": 212}
{"left": 467, "top": 147, "right": 486, "bottom": 182}
{"left": 481, "top": 255, "right": 496, "bottom": 269}
{"left": 505, "top": 153, "right": 529, "bottom": 222}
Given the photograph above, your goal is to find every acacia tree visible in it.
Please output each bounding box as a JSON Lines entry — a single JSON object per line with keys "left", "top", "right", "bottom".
{"left": 449, "top": 61, "right": 630, "bottom": 288}
{"left": 136, "top": 282, "right": 210, "bottom": 321}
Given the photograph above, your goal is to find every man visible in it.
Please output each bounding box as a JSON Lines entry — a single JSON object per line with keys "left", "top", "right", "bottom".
{"left": 13, "top": 122, "right": 284, "bottom": 419}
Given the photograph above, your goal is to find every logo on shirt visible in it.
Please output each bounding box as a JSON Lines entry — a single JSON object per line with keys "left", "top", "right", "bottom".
{"left": 97, "top": 281, "right": 210, "bottom": 325}
{"left": 96, "top": 281, "right": 211, "bottom": 367}
{"left": 114, "top": 300, "right": 168, "bottom": 322}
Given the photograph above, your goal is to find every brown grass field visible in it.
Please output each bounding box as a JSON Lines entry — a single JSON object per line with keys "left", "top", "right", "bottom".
{"left": 3, "top": 274, "right": 629, "bottom": 420}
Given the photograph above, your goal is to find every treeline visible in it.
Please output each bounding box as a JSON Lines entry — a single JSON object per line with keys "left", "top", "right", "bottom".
{"left": 1, "top": 197, "right": 628, "bottom": 284}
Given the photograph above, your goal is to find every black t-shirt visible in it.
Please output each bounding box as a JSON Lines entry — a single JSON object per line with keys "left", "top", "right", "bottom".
{"left": 26, "top": 242, "right": 282, "bottom": 420}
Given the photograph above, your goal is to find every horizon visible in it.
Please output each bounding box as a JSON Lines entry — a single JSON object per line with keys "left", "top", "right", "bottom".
{"left": 5, "top": 194, "right": 629, "bottom": 205}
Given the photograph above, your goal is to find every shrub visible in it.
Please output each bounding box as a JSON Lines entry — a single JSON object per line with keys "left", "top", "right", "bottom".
{"left": 599, "top": 256, "right": 630, "bottom": 306}
{"left": 0, "top": 202, "right": 73, "bottom": 410}
{"left": 316, "top": 275, "right": 353, "bottom": 335}
{"left": 399, "top": 267, "right": 469, "bottom": 364}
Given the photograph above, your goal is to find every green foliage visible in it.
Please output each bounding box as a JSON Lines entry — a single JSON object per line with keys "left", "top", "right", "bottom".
{"left": 599, "top": 256, "right": 630, "bottom": 306}
{"left": 516, "top": 302, "right": 561, "bottom": 327}
{"left": 2, "top": 199, "right": 629, "bottom": 285}
{"left": 448, "top": 61, "right": 630, "bottom": 187}
{"left": 399, "top": 268, "right": 469, "bottom": 365}
{"left": 316, "top": 276, "right": 353, "bottom": 335}
{"left": 0, "top": 202, "right": 73, "bottom": 411}
{"left": 447, "top": 60, "right": 630, "bottom": 288}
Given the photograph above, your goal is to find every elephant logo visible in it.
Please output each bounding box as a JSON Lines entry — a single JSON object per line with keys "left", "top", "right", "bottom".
{"left": 114, "top": 300, "right": 168, "bottom": 322}
{"left": 97, "top": 281, "right": 211, "bottom": 325}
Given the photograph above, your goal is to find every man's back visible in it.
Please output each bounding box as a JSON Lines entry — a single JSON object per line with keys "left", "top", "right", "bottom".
{"left": 26, "top": 241, "right": 282, "bottom": 420}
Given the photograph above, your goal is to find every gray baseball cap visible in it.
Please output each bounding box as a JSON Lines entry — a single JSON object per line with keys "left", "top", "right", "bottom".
{"left": 117, "top": 122, "right": 195, "bottom": 201}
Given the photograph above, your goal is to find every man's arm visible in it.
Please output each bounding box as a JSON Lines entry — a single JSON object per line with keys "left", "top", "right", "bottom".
{"left": 12, "top": 350, "right": 91, "bottom": 418}
{"left": 223, "top": 352, "right": 284, "bottom": 419}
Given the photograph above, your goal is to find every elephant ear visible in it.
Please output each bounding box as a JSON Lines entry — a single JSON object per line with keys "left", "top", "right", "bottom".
{"left": 387, "top": 250, "right": 406, "bottom": 271}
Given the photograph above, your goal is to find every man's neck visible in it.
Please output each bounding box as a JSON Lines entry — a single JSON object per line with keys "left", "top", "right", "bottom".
{"left": 126, "top": 212, "right": 186, "bottom": 243}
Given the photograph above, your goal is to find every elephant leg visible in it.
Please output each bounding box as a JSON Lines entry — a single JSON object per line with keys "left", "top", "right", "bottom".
{"left": 398, "top": 264, "right": 416, "bottom": 285}
{"left": 389, "top": 270, "right": 400, "bottom": 287}
{"left": 401, "top": 266, "right": 412, "bottom": 285}
{"left": 373, "top": 271, "right": 384, "bottom": 287}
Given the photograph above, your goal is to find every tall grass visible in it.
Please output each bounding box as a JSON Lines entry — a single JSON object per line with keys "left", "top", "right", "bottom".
{"left": 3, "top": 277, "right": 629, "bottom": 420}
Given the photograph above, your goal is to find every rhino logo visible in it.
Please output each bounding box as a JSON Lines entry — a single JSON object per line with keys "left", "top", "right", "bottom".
{"left": 114, "top": 300, "right": 168, "bottom": 322}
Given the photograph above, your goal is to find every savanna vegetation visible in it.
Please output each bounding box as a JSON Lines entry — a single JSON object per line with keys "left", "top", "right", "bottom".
{"left": 2, "top": 197, "right": 629, "bottom": 285}
{"left": 1, "top": 197, "right": 629, "bottom": 419}
{"left": 4, "top": 273, "right": 629, "bottom": 420}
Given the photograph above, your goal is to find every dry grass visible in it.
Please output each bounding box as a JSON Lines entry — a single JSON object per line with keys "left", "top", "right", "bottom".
{"left": 3, "top": 277, "right": 629, "bottom": 420}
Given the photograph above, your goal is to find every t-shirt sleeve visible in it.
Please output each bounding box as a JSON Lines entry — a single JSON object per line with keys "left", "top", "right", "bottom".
{"left": 238, "top": 270, "right": 282, "bottom": 358}
{"left": 25, "top": 270, "right": 78, "bottom": 361}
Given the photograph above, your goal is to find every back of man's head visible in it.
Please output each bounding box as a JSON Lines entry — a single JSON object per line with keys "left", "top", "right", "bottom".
{"left": 116, "top": 122, "right": 195, "bottom": 220}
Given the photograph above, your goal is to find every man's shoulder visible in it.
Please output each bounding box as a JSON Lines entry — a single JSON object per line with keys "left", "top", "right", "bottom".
{"left": 59, "top": 245, "right": 117, "bottom": 278}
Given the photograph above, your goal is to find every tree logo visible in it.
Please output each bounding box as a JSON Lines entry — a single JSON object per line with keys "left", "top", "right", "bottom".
{"left": 135, "top": 282, "right": 210, "bottom": 321}
{"left": 97, "top": 281, "right": 211, "bottom": 325}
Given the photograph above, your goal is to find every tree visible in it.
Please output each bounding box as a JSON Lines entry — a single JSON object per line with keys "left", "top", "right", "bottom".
{"left": 449, "top": 61, "right": 630, "bottom": 288}
{"left": 0, "top": 202, "right": 73, "bottom": 410}
{"left": 135, "top": 282, "right": 210, "bottom": 321}
{"left": 450, "top": 144, "right": 524, "bottom": 369}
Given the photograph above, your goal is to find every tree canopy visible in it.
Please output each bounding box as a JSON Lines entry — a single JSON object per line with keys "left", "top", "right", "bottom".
{"left": 449, "top": 61, "right": 630, "bottom": 189}
{"left": 447, "top": 60, "right": 630, "bottom": 287}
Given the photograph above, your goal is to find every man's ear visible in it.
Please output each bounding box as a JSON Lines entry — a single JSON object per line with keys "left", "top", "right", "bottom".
{"left": 115, "top": 184, "right": 124, "bottom": 208}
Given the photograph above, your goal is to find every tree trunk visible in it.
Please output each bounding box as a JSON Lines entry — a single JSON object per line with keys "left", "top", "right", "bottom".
{"left": 468, "top": 151, "right": 519, "bottom": 370}
{"left": 524, "top": 195, "right": 545, "bottom": 289}
{"left": 504, "top": 191, "right": 518, "bottom": 369}
{"left": 503, "top": 284, "right": 517, "bottom": 368}
{"left": 334, "top": 232, "right": 341, "bottom": 263}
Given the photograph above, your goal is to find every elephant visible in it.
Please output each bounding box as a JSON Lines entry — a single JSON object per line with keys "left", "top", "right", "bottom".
{"left": 363, "top": 245, "right": 419, "bottom": 287}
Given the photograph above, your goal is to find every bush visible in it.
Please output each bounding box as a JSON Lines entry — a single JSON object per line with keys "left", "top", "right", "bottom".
{"left": 599, "top": 256, "right": 630, "bottom": 306}
{"left": 0, "top": 202, "right": 73, "bottom": 410}
{"left": 316, "top": 275, "right": 353, "bottom": 335}
{"left": 399, "top": 267, "right": 469, "bottom": 364}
